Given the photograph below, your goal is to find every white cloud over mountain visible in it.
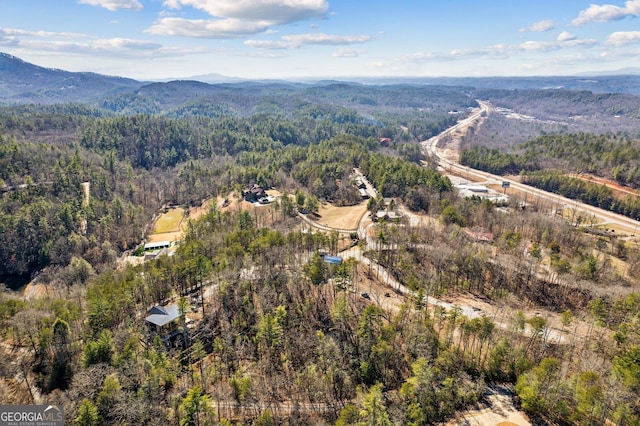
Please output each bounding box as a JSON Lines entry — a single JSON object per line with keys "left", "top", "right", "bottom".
{"left": 0, "top": 27, "right": 163, "bottom": 56}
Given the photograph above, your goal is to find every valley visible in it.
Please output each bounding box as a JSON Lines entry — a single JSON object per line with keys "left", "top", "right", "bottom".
{"left": 1, "top": 53, "right": 640, "bottom": 425}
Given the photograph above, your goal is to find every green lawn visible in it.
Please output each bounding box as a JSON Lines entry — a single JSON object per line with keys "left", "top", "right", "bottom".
{"left": 152, "top": 208, "right": 184, "bottom": 234}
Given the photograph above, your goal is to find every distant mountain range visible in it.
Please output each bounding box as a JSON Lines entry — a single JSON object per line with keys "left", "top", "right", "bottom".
{"left": 574, "top": 67, "right": 640, "bottom": 77}
{"left": 352, "top": 74, "right": 640, "bottom": 95}
{"left": 164, "top": 72, "right": 246, "bottom": 84}
{"left": 1, "top": 52, "right": 639, "bottom": 107}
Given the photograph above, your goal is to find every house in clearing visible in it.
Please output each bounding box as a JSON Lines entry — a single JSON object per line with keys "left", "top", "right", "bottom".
{"left": 144, "top": 304, "right": 187, "bottom": 348}
{"left": 375, "top": 210, "right": 402, "bottom": 221}
{"left": 373, "top": 197, "right": 403, "bottom": 221}
{"left": 242, "top": 183, "right": 268, "bottom": 203}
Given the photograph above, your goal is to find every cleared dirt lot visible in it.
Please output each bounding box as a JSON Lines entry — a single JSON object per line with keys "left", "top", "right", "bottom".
{"left": 445, "top": 386, "right": 531, "bottom": 426}
{"left": 316, "top": 201, "right": 368, "bottom": 230}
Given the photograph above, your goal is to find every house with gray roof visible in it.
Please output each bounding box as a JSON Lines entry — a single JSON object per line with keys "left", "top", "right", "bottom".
{"left": 144, "top": 304, "right": 186, "bottom": 348}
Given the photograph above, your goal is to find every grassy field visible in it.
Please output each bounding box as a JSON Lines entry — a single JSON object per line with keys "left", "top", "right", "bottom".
{"left": 152, "top": 207, "right": 185, "bottom": 234}
{"left": 316, "top": 201, "right": 367, "bottom": 230}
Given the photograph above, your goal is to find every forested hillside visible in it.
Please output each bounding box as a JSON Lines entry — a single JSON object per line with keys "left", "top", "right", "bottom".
{"left": 0, "top": 53, "right": 143, "bottom": 104}
{"left": 458, "top": 89, "right": 640, "bottom": 151}
{"left": 3, "top": 134, "right": 640, "bottom": 423}
{"left": 0, "top": 83, "right": 461, "bottom": 285}
{"left": 3, "top": 55, "right": 640, "bottom": 425}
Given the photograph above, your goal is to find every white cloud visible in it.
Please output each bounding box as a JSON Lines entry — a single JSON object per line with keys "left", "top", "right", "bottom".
{"left": 388, "top": 34, "right": 598, "bottom": 69}
{"left": 30, "top": 38, "right": 162, "bottom": 55}
{"left": 599, "top": 46, "right": 640, "bottom": 59}
{"left": 147, "top": 18, "right": 271, "bottom": 38}
{"left": 526, "top": 33, "right": 599, "bottom": 49}
{"left": 0, "top": 27, "right": 165, "bottom": 56}
{"left": 518, "top": 37, "right": 597, "bottom": 52}
{"left": 561, "top": 38, "right": 599, "bottom": 48}
{"left": 155, "top": 0, "right": 329, "bottom": 37}
{"left": 245, "top": 33, "right": 371, "bottom": 49}
{"left": 572, "top": 0, "right": 640, "bottom": 25}
{"left": 606, "top": 30, "right": 640, "bottom": 45}
{"left": 0, "top": 32, "right": 19, "bottom": 47}
{"left": 244, "top": 39, "right": 291, "bottom": 49}
{"left": 78, "top": 0, "right": 143, "bottom": 11}
{"left": 1, "top": 28, "right": 87, "bottom": 39}
{"left": 557, "top": 31, "right": 577, "bottom": 42}
{"left": 400, "top": 51, "right": 443, "bottom": 63}
{"left": 395, "top": 45, "right": 510, "bottom": 64}
{"left": 332, "top": 48, "right": 365, "bottom": 58}
{"left": 519, "top": 40, "right": 557, "bottom": 52}
{"left": 163, "top": 0, "right": 328, "bottom": 23}
{"left": 282, "top": 33, "right": 370, "bottom": 45}
{"left": 549, "top": 48, "right": 640, "bottom": 67}
{"left": 448, "top": 45, "right": 510, "bottom": 60}
{"left": 520, "top": 19, "right": 555, "bottom": 32}
{"left": 94, "top": 38, "right": 162, "bottom": 51}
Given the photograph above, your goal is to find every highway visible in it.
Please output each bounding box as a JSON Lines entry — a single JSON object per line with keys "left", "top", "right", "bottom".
{"left": 421, "top": 100, "right": 640, "bottom": 237}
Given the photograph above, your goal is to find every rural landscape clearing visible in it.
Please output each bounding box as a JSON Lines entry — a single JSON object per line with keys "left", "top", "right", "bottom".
{"left": 2, "top": 1, "right": 640, "bottom": 423}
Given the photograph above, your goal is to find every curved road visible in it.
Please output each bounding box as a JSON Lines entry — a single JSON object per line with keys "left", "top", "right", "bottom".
{"left": 421, "top": 100, "right": 640, "bottom": 236}
{"left": 295, "top": 103, "right": 604, "bottom": 344}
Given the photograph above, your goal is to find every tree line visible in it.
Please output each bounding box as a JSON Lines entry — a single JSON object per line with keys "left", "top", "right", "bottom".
{"left": 461, "top": 132, "right": 640, "bottom": 220}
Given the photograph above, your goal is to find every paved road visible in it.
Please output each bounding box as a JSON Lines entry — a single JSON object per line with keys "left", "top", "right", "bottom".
{"left": 421, "top": 100, "right": 640, "bottom": 236}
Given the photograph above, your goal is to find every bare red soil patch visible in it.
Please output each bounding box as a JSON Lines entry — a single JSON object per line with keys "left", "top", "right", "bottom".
{"left": 570, "top": 173, "right": 639, "bottom": 198}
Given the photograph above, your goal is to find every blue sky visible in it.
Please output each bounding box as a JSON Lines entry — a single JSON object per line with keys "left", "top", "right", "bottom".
{"left": 1, "top": 0, "right": 639, "bottom": 80}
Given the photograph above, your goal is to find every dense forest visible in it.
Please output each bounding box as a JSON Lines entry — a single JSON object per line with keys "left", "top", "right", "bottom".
{"left": 0, "top": 84, "right": 462, "bottom": 283}
{"left": 3, "top": 152, "right": 640, "bottom": 423}
{"left": 3, "top": 73, "right": 640, "bottom": 425}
